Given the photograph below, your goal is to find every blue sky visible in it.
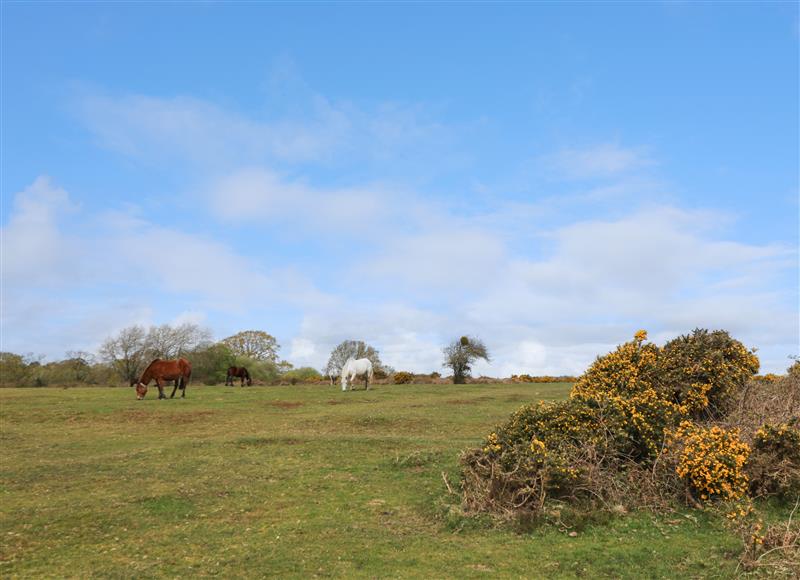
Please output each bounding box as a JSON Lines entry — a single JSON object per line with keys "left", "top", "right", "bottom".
{"left": 2, "top": 2, "right": 798, "bottom": 374}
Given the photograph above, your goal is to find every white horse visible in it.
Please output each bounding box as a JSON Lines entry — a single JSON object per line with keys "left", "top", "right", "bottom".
{"left": 340, "top": 358, "right": 374, "bottom": 391}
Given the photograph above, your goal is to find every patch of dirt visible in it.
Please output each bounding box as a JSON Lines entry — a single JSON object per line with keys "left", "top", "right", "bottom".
{"left": 504, "top": 394, "right": 529, "bottom": 402}
{"left": 111, "top": 410, "right": 216, "bottom": 424}
{"left": 266, "top": 401, "right": 304, "bottom": 409}
{"left": 444, "top": 399, "right": 479, "bottom": 405}
{"left": 326, "top": 400, "right": 346, "bottom": 405}
{"left": 234, "top": 436, "right": 304, "bottom": 447}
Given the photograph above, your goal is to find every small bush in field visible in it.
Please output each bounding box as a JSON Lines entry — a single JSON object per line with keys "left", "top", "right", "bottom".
{"left": 393, "top": 371, "right": 414, "bottom": 385}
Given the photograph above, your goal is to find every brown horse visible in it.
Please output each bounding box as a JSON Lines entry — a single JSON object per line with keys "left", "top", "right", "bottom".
{"left": 134, "top": 358, "right": 192, "bottom": 400}
{"left": 226, "top": 366, "right": 252, "bottom": 386}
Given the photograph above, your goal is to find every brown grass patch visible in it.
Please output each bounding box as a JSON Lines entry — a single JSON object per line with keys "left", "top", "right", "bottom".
{"left": 266, "top": 401, "right": 304, "bottom": 409}
{"left": 234, "top": 436, "right": 303, "bottom": 447}
{"left": 111, "top": 410, "right": 216, "bottom": 424}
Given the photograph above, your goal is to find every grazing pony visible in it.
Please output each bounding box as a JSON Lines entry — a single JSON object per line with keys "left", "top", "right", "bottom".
{"left": 134, "top": 358, "right": 192, "bottom": 400}
{"left": 226, "top": 366, "right": 252, "bottom": 387}
{"left": 340, "top": 358, "right": 374, "bottom": 391}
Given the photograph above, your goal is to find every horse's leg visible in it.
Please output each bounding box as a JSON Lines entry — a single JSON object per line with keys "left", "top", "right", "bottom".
{"left": 170, "top": 379, "right": 179, "bottom": 399}
{"left": 157, "top": 379, "right": 165, "bottom": 399}
{"left": 181, "top": 376, "right": 187, "bottom": 398}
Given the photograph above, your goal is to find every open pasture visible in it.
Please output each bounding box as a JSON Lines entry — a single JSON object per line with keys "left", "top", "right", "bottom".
{"left": 1, "top": 383, "right": 744, "bottom": 578}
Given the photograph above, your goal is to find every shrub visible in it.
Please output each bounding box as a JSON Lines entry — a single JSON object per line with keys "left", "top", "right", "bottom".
{"left": 461, "top": 328, "right": 767, "bottom": 519}
{"left": 748, "top": 422, "right": 800, "bottom": 499}
{"left": 657, "top": 329, "right": 759, "bottom": 419}
{"left": 283, "top": 367, "right": 323, "bottom": 385}
{"left": 667, "top": 421, "right": 750, "bottom": 503}
{"left": 571, "top": 330, "right": 681, "bottom": 460}
{"left": 393, "top": 371, "right": 414, "bottom": 384}
{"left": 511, "top": 374, "right": 578, "bottom": 383}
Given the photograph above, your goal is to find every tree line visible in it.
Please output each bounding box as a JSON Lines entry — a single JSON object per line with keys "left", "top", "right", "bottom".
{"left": 0, "top": 323, "right": 492, "bottom": 387}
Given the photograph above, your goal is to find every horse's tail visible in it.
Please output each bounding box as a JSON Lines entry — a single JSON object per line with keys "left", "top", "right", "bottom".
{"left": 181, "top": 359, "right": 192, "bottom": 389}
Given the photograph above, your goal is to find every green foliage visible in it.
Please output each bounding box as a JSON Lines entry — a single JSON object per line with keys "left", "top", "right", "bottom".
{"left": 220, "top": 330, "right": 280, "bottom": 363}
{"left": 393, "top": 371, "right": 414, "bottom": 384}
{"left": 283, "top": 367, "right": 322, "bottom": 384}
{"left": 0, "top": 352, "right": 33, "bottom": 387}
{"left": 189, "top": 343, "right": 236, "bottom": 385}
{"left": 236, "top": 356, "right": 281, "bottom": 383}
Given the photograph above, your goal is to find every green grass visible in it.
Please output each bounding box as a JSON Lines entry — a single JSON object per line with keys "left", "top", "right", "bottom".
{"left": 1, "top": 383, "right": 745, "bottom": 578}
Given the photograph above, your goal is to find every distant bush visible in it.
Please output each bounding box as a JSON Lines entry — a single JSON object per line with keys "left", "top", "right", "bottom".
{"left": 393, "top": 372, "right": 414, "bottom": 384}
{"left": 283, "top": 367, "right": 322, "bottom": 385}
{"left": 510, "top": 374, "right": 578, "bottom": 383}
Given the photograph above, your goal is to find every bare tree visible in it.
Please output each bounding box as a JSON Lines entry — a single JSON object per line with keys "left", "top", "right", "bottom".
{"left": 99, "top": 323, "right": 211, "bottom": 384}
{"left": 146, "top": 323, "right": 212, "bottom": 359}
{"left": 443, "top": 336, "right": 490, "bottom": 384}
{"left": 99, "top": 325, "right": 148, "bottom": 384}
{"left": 220, "top": 330, "right": 280, "bottom": 362}
{"left": 324, "top": 340, "right": 386, "bottom": 381}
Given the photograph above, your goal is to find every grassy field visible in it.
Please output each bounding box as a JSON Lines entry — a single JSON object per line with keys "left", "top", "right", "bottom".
{"left": 1, "top": 383, "right": 748, "bottom": 578}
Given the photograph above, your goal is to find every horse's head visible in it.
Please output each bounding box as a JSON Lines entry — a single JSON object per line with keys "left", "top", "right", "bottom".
{"left": 135, "top": 382, "right": 148, "bottom": 400}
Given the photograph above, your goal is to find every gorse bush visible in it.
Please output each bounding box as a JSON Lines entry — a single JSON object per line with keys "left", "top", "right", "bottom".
{"left": 657, "top": 329, "right": 760, "bottom": 419}
{"left": 393, "top": 372, "right": 414, "bottom": 384}
{"left": 748, "top": 421, "right": 800, "bottom": 499}
{"left": 461, "top": 328, "right": 768, "bottom": 518}
{"left": 669, "top": 421, "right": 750, "bottom": 502}
{"left": 510, "top": 374, "right": 578, "bottom": 383}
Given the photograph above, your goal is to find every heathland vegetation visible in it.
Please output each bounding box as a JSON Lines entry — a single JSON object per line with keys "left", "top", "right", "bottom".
{"left": 1, "top": 327, "right": 798, "bottom": 575}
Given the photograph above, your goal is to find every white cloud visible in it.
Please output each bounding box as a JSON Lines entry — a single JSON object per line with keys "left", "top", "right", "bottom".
{"left": 4, "top": 133, "right": 797, "bottom": 375}
{"left": 206, "top": 167, "right": 389, "bottom": 231}
{"left": 1, "top": 177, "right": 335, "bottom": 358}
{"left": 545, "top": 142, "right": 653, "bottom": 180}
{"left": 2, "top": 176, "right": 79, "bottom": 285}
{"left": 76, "top": 91, "right": 456, "bottom": 174}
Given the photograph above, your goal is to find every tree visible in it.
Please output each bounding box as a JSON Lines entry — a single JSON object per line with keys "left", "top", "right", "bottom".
{"left": 189, "top": 343, "right": 236, "bottom": 385}
{"left": 145, "top": 323, "right": 212, "bottom": 359}
{"left": 64, "top": 351, "right": 96, "bottom": 384}
{"left": 99, "top": 325, "right": 148, "bottom": 384}
{"left": 0, "top": 352, "right": 31, "bottom": 387}
{"left": 221, "top": 330, "right": 280, "bottom": 362}
{"left": 100, "top": 323, "right": 213, "bottom": 384}
{"left": 443, "top": 335, "right": 490, "bottom": 384}
{"left": 324, "top": 340, "right": 386, "bottom": 379}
